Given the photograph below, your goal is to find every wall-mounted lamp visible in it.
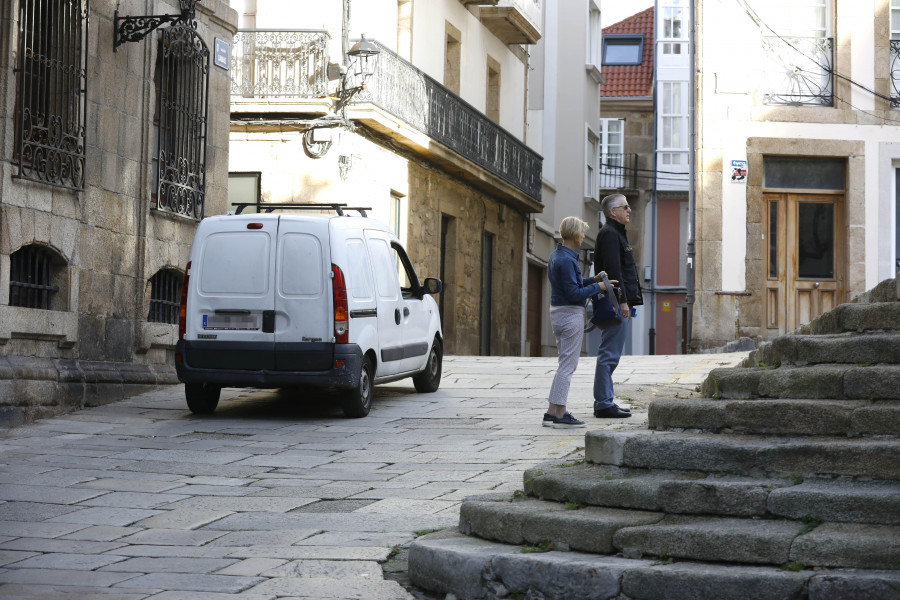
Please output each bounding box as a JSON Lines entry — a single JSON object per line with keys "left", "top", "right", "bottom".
{"left": 113, "top": 0, "right": 199, "bottom": 51}
{"left": 333, "top": 34, "right": 381, "bottom": 113}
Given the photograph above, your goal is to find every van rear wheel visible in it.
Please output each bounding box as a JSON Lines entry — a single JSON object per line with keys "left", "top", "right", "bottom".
{"left": 413, "top": 338, "right": 442, "bottom": 393}
{"left": 185, "top": 383, "right": 220, "bottom": 414}
{"left": 342, "top": 355, "right": 373, "bottom": 418}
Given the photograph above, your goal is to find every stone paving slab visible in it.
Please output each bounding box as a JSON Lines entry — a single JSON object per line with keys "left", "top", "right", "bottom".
{"left": 0, "top": 353, "right": 745, "bottom": 599}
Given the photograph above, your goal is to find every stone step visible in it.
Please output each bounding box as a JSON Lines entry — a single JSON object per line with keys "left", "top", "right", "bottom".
{"left": 806, "top": 301, "right": 900, "bottom": 335}
{"left": 409, "top": 529, "right": 900, "bottom": 600}
{"left": 750, "top": 332, "right": 900, "bottom": 367}
{"left": 649, "top": 398, "right": 900, "bottom": 436}
{"left": 613, "top": 515, "right": 900, "bottom": 569}
{"left": 585, "top": 431, "right": 900, "bottom": 480}
{"left": 701, "top": 364, "right": 900, "bottom": 400}
{"left": 524, "top": 461, "right": 900, "bottom": 525}
{"left": 457, "top": 496, "right": 663, "bottom": 554}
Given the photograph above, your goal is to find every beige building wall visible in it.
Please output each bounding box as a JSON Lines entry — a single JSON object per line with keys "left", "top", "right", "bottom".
{"left": 0, "top": 1, "right": 238, "bottom": 426}
{"left": 229, "top": 0, "right": 540, "bottom": 357}
{"left": 693, "top": 0, "right": 900, "bottom": 350}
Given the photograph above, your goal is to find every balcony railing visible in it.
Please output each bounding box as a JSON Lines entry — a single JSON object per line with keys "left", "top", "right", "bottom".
{"left": 348, "top": 40, "right": 541, "bottom": 202}
{"left": 598, "top": 154, "right": 638, "bottom": 190}
{"left": 891, "top": 41, "right": 900, "bottom": 108}
{"left": 762, "top": 36, "right": 833, "bottom": 106}
{"left": 231, "top": 29, "right": 330, "bottom": 97}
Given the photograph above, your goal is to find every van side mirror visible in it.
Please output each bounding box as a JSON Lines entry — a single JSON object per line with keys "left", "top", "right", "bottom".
{"left": 422, "top": 277, "right": 443, "bottom": 295}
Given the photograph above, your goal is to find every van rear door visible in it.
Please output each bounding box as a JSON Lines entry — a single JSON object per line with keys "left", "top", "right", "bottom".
{"left": 189, "top": 215, "right": 276, "bottom": 370}
{"left": 274, "top": 217, "right": 332, "bottom": 370}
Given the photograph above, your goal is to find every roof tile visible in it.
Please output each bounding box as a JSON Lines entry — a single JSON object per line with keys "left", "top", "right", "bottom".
{"left": 601, "top": 7, "right": 654, "bottom": 98}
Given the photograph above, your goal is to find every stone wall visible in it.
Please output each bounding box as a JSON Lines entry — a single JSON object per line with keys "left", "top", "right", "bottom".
{"left": 0, "top": 0, "right": 238, "bottom": 427}
{"left": 406, "top": 160, "right": 525, "bottom": 357}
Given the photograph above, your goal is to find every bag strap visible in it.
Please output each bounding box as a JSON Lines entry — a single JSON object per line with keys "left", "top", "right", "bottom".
{"left": 599, "top": 272, "right": 619, "bottom": 313}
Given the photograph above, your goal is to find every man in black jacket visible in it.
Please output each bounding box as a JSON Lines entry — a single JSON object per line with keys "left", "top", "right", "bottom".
{"left": 592, "top": 194, "right": 643, "bottom": 418}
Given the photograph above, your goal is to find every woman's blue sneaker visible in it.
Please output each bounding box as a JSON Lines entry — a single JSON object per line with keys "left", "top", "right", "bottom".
{"left": 552, "top": 412, "right": 585, "bottom": 429}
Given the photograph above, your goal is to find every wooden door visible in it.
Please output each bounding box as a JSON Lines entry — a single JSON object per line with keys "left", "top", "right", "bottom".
{"left": 765, "top": 193, "right": 845, "bottom": 334}
{"left": 526, "top": 264, "right": 543, "bottom": 356}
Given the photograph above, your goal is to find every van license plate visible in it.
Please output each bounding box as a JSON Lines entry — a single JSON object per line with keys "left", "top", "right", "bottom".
{"left": 202, "top": 314, "right": 260, "bottom": 330}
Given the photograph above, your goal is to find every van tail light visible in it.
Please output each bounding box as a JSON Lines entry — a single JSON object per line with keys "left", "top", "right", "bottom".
{"left": 178, "top": 261, "right": 191, "bottom": 341}
{"left": 331, "top": 264, "right": 349, "bottom": 344}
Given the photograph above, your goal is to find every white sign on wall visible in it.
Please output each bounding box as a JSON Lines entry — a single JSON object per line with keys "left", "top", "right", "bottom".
{"left": 731, "top": 159, "right": 747, "bottom": 184}
{"left": 214, "top": 38, "right": 230, "bottom": 70}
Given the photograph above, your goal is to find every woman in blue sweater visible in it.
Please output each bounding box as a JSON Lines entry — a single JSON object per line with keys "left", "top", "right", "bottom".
{"left": 543, "top": 217, "right": 615, "bottom": 428}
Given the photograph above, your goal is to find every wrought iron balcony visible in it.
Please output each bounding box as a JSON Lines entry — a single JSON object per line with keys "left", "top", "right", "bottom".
{"left": 598, "top": 154, "right": 638, "bottom": 190}
{"left": 348, "top": 40, "right": 541, "bottom": 202}
{"left": 762, "top": 36, "right": 833, "bottom": 106}
{"left": 891, "top": 41, "right": 900, "bottom": 109}
{"left": 231, "top": 29, "right": 330, "bottom": 97}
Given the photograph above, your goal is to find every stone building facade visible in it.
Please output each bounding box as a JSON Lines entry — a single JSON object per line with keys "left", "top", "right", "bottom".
{"left": 0, "top": 0, "right": 238, "bottom": 426}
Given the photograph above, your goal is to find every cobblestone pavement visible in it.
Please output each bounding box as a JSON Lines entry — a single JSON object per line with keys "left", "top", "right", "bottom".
{"left": 0, "top": 353, "right": 745, "bottom": 600}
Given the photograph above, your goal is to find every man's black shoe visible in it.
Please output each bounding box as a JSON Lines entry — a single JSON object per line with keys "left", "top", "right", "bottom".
{"left": 614, "top": 403, "right": 631, "bottom": 413}
{"left": 594, "top": 406, "right": 632, "bottom": 419}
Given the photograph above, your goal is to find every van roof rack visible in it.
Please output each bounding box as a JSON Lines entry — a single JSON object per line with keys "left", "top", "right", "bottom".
{"left": 231, "top": 202, "right": 370, "bottom": 217}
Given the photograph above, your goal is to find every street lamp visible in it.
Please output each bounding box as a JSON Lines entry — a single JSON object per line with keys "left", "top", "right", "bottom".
{"left": 333, "top": 34, "right": 380, "bottom": 112}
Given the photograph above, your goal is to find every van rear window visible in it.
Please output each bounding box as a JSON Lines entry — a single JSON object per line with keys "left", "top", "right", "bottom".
{"left": 279, "top": 233, "right": 324, "bottom": 296}
{"left": 200, "top": 232, "right": 270, "bottom": 294}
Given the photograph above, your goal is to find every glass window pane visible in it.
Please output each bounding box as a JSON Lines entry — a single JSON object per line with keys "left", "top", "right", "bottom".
{"left": 603, "top": 37, "right": 642, "bottom": 65}
{"left": 763, "top": 157, "right": 845, "bottom": 190}
{"left": 769, "top": 202, "right": 777, "bottom": 278}
{"left": 797, "top": 203, "right": 834, "bottom": 279}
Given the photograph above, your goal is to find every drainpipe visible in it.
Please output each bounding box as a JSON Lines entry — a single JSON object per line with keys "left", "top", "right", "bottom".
{"left": 648, "top": 0, "right": 659, "bottom": 355}
{"left": 684, "top": 0, "right": 697, "bottom": 352}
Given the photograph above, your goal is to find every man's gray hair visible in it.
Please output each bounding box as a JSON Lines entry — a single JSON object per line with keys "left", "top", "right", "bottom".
{"left": 601, "top": 194, "right": 627, "bottom": 221}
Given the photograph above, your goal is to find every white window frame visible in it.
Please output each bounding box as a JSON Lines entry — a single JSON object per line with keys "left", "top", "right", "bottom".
{"left": 660, "top": 0, "right": 686, "bottom": 55}
{"left": 585, "top": 125, "right": 599, "bottom": 200}
{"left": 599, "top": 118, "right": 624, "bottom": 188}
{"left": 586, "top": 0, "right": 602, "bottom": 82}
{"left": 892, "top": 0, "right": 900, "bottom": 40}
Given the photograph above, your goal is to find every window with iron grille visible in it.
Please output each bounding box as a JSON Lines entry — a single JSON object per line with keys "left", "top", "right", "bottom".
{"left": 14, "top": 0, "right": 88, "bottom": 190}
{"left": 154, "top": 24, "right": 210, "bottom": 219}
{"left": 147, "top": 269, "right": 183, "bottom": 324}
{"left": 9, "top": 245, "right": 63, "bottom": 310}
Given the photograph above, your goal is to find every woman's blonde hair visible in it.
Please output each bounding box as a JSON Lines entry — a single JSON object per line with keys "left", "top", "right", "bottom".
{"left": 559, "top": 216, "right": 589, "bottom": 241}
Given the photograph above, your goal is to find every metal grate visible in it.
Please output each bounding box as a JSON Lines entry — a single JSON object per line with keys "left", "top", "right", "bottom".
{"left": 148, "top": 269, "right": 182, "bottom": 324}
{"left": 346, "top": 40, "right": 542, "bottom": 202}
{"left": 14, "top": 0, "right": 89, "bottom": 190}
{"left": 9, "top": 245, "right": 60, "bottom": 310}
{"left": 156, "top": 24, "right": 210, "bottom": 219}
{"left": 762, "top": 36, "right": 833, "bottom": 107}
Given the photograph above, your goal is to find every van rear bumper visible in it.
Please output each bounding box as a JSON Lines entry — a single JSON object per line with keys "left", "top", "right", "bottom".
{"left": 175, "top": 340, "right": 362, "bottom": 389}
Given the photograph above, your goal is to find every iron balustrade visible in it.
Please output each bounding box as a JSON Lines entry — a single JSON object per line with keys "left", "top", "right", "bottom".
{"left": 14, "top": 0, "right": 89, "bottom": 190}
{"left": 231, "top": 30, "right": 330, "bottom": 97}
{"left": 598, "top": 154, "right": 638, "bottom": 190}
{"left": 762, "top": 36, "right": 833, "bottom": 107}
{"left": 347, "top": 40, "right": 541, "bottom": 202}
{"left": 891, "top": 41, "right": 900, "bottom": 109}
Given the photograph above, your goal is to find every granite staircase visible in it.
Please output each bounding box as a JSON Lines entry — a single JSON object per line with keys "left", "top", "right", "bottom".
{"left": 408, "top": 277, "right": 900, "bottom": 600}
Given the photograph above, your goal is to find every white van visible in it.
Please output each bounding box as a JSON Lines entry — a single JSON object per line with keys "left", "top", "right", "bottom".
{"left": 175, "top": 204, "right": 443, "bottom": 418}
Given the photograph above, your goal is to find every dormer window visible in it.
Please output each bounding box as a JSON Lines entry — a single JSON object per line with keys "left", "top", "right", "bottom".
{"left": 602, "top": 34, "right": 643, "bottom": 66}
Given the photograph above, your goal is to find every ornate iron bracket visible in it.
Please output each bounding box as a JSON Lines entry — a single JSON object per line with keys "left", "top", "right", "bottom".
{"left": 113, "top": 0, "right": 199, "bottom": 51}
